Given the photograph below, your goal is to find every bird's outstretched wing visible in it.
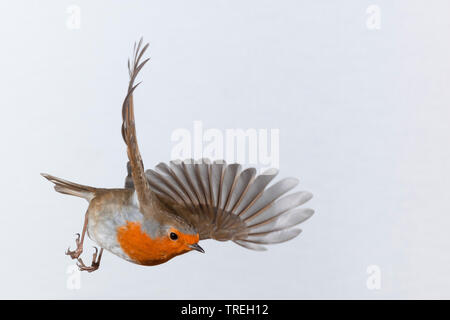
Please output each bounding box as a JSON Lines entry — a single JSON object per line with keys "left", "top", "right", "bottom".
{"left": 145, "top": 159, "right": 314, "bottom": 250}
{"left": 121, "top": 38, "right": 153, "bottom": 211}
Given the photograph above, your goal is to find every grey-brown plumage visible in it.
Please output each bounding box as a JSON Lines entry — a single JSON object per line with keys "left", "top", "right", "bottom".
{"left": 144, "top": 159, "right": 314, "bottom": 251}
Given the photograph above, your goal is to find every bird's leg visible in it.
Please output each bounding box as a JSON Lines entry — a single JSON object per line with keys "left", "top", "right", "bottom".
{"left": 65, "top": 211, "right": 89, "bottom": 259}
{"left": 77, "top": 247, "right": 103, "bottom": 273}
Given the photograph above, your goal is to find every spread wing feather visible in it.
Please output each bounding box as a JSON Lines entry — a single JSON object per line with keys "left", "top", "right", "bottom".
{"left": 145, "top": 159, "right": 314, "bottom": 250}
{"left": 121, "top": 38, "right": 155, "bottom": 213}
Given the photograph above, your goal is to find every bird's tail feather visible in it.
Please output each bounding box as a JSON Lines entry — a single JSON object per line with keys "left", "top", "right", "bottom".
{"left": 41, "top": 173, "right": 97, "bottom": 202}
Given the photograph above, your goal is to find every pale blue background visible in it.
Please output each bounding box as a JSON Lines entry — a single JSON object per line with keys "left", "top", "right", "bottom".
{"left": 0, "top": 0, "right": 449, "bottom": 299}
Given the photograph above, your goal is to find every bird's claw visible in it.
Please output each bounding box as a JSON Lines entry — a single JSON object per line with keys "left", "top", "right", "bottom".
{"left": 76, "top": 247, "right": 101, "bottom": 273}
{"left": 65, "top": 233, "right": 83, "bottom": 259}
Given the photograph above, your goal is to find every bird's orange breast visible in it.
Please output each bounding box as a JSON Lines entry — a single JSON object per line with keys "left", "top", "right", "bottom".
{"left": 117, "top": 221, "right": 189, "bottom": 266}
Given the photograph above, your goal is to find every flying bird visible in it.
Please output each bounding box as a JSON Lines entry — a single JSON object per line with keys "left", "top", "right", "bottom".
{"left": 42, "top": 39, "right": 314, "bottom": 272}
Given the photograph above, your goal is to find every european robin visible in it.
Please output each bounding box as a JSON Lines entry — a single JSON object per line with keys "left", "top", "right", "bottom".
{"left": 42, "top": 39, "right": 314, "bottom": 272}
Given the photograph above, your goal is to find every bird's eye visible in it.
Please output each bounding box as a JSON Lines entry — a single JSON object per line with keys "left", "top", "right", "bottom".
{"left": 170, "top": 232, "right": 178, "bottom": 240}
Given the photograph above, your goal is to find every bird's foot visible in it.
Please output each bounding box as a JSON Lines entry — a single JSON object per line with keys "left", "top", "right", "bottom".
{"left": 76, "top": 247, "right": 102, "bottom": 273}
{"left": 65, "top": 233, "right": 83, "bottom": 259}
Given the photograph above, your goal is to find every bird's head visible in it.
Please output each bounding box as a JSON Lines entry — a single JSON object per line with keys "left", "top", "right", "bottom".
{"left": 156, "top": 214, "right": 204, "bottom": 259}
{"left": 163, "top": 226, "right": 204, "bottom": 256}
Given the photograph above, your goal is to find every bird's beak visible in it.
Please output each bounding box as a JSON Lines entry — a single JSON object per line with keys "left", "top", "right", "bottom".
{"left": 189, "top": 243, "right": 205, "bottom": 253}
